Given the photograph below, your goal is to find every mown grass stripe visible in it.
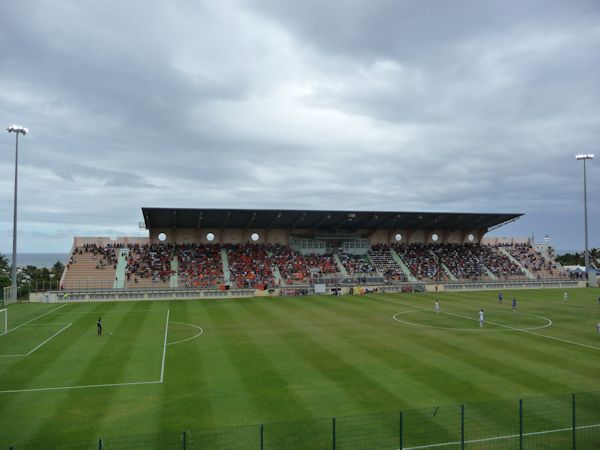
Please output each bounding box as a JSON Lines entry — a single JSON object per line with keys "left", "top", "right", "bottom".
{"left": 25, "top": 307, "right": 154, "bottom": 444}
{"left": 158, "top": 301, "right": 214, "bottom": 431}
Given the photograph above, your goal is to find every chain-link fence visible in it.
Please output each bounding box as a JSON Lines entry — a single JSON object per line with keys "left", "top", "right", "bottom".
{"left": 2, "top": 391, "right": 599, "bottom": 449}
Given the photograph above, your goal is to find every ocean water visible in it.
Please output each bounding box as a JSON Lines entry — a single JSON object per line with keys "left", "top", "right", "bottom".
{"left": 3, "top": 253, "right": 69, "bottom": 268}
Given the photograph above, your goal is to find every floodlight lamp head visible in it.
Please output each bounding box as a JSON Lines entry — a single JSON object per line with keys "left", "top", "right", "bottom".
{"left": 6, "top": 124, "right": 28, "bottom": 135}
{"left": 575, "top": 154, "right": 594, "bottom": 160}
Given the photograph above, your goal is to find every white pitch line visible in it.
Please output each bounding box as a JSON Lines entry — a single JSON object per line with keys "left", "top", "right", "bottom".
{"left": 26, "top": 323, "right": 72, "bottom": 355}
{"left": 160, "top": 309, "right": 170, "bottom": 382}
{"left": 0, "top": 379, "right": 162, "bottom": 394}
{"left": 6, "top": 304, "right": 68, "bottom": 334}
{"left": 402, "top": 422, "right": 600, "bottom": 450}
{"left": 166, "top": 322, "right": 203, "bottom": 346}
{"left": 56, "top": 309, "right": 166, "bottom": 315}
{"left": 368, "top": 294, "right": 600, "bottom": 351}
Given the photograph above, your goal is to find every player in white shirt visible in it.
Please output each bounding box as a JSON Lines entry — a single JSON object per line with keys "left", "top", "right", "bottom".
{"left": 435, "top": 300, "right": 440, "bottom": 314}
{"left": 479, "top": 309, "right": 484, "bottom": 328}
{"left": 563, "top": 291, "right": 568, "bottom": 302}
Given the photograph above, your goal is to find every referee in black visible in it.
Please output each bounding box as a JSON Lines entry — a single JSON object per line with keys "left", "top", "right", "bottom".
{"left": 97, "top": 317, "right": 102, "bottom": 336}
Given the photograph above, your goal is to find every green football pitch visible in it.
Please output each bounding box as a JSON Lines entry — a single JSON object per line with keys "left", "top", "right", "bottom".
{"left": 0, "top": 288, "right": 599, "bottom": 445}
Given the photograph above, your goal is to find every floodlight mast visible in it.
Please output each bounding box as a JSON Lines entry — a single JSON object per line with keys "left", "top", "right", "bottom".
{"left": 6, "top": 125, "right": 28, "bottom": 303}
{"left": 575, "top": 153, "right": 594, "bottom": 283}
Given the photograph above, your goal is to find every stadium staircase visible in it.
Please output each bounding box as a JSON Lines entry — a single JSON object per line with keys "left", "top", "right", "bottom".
{"left": 478, "top": 258, "right": 497, "bottom": 280}
{"left": 368, "top": 247, "right": 403, "bottom": 278}
{"left": 113, "top": 248, "right": 129, "bottom": 288}
{"left": 220, "top": 248, "right": 231, "bottom": 285}
{"left": 434, "top": 251, "right": 458, "bottom": 281}
{"left": 389, "top": 248, "right": 417, "bottom": 282}
{"left": 333, "top": 254, "right": 348, "bottom": 277}
{"left": 170, "top": 256, "right": 178, "bottom": 288}
{"left": 272, "top": 264, "right": 283, "bottom": 285}
{"left": 499, "top": 248, "right": 534, "bottom": 279}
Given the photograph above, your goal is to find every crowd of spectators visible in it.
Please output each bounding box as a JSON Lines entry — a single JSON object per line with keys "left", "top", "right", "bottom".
{"left": 338, "top": 252, "right": 376, "bottom": 275}
{"left": 68, "top": 241, "right": 569, "bottom": 290}
{"left": 226, "top": 244, "right": 274, "bottom": 289}
{"left": 504, "top": 243, "right": 567, "bottom": 278}
{"left": 177, "top": 244, "right": 224, "bottom": 288}
{"left": 126, "top": 243, "right": 174, "bottom": 284}
{"left": 71, "top": 243, "right": 118, "bottom": 270}
{"left": 430, "top": 244, "right": 483, "bottom": 280}
{"left": 368, "top": 244, "right": 407, "bottom": 282}
{"left": 270, "top": 244, "right": 339, "bottom": 283}
{"left": 474, "top": 245, "right": 525, "bottom": 279}
{"left": 393, "top": 243, "right": 442, "bottom": 281}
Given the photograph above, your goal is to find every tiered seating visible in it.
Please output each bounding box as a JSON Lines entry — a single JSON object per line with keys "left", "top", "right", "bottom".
{"left": 270, "top": 245, "right": 340, "bottom": 283}
{"left": 125, "top": 243, "right": 173, "bottom": 288}
{"left": 368, "top": 244, "right": 406, "bottom": 281}
{"left": 393, "top": 243, "right": 442, "bottom": 281}
{"left": 505, "top": 244, "right": 567, "bottom": 279}
{"left": 338, "top": 252, "right": 376, "bottom": 275}
{"left": 62, "top": 244, "right": 118, "bottom": 289}
{"left": 177, "top": 244, "right": 224, "bottom": 288}
{"left": 60, "top": 240, "right": 568, "bottom": 291}
{"left": 226, "top": 244, "right": 274, "bottom": 289}
{"left": 270, "top": 244, "right": 310, "bottom": 283}
{"left": 431, "top": 244, "right": 485, "bottom": 280}
{"left": 474, "top": 245, "right": 526, "bottom": 280}
{"left": 303, "top": 253, "right": 338, "bottom": 278}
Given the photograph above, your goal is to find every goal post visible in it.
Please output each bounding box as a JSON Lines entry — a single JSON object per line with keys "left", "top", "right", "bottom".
{"left": 0, "top": 308, "right": 7, "bottom": 335}
{"left": 3, "top": 286, "right": 17, "bottom": 305}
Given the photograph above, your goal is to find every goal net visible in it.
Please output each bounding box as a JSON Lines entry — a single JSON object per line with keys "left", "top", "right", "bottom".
{"left": 0, "top": 308, "right": 7, "bottom": 335}
{"left": 2, "top": 286, "right": 17, "bottom": 306}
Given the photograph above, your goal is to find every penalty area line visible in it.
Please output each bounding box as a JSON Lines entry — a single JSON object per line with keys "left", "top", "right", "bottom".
{"left": 26, "top": 323, "right": 73, "bottom": 356}
{"left": 0, "top": 379, "right": 162, "bottom": 395}
{"left": 6, "top": 304, "right": 68, "bottom": 334}
{"left": 160, "top": 309, "right": 170, "bottom": 383}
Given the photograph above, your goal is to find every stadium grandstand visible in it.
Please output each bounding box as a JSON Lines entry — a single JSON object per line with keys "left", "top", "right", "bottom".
{"left": 42, "top": 207, "right": 579, "bottom": 302}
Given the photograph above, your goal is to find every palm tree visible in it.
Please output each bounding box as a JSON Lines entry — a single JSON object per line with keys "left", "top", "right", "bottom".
{"left": 0, "top": 254, "right": 9, "bottom": 275}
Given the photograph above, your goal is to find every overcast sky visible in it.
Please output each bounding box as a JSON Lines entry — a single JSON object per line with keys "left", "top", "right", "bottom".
{"left": 1, "top": 0, "right": 599, "bottom": 254}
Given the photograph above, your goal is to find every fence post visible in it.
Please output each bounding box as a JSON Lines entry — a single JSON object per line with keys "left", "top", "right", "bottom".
{"left": 182, "top": 430, "right": 186, "bottom": 450}
{"left": 572, "top": 393, "right": 576, "bottom": 450}
{"left": 399, "top": 411, "right": 403, "bottom": 450}
{"left": 519, "top": 398, "right": 523, "bottom": 450}
{"left": 460, "top": 404, "right": 465, "bottom": 450}
{"left": 332, "top": 417, "right": 336, "bottom": 450}
{"left": 260, "top": 423, "right": 264, "bottom": 450}
{"left": 98, "top": 438, "right": 103, "bottom": 450}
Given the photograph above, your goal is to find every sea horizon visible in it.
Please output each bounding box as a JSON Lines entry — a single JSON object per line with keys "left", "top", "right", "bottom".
{"left": 2, "top": 253, "right": 69, "bottom": 268}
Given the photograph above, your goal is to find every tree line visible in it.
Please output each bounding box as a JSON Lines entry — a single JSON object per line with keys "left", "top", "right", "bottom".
{"left": 0, "top": 254, "right": 65, "bottom": 297}
{"left": 555, "top": 248, "right": 599, "bottom": 267}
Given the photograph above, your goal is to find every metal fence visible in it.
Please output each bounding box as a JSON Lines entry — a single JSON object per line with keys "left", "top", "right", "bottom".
{"left": 2, "top": 391, "right": 599, "bottom": 449}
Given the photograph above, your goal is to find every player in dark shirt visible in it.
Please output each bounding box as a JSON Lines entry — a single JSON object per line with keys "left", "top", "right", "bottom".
{"left": 97, "top": 317, "right": 102, "bottom": 336}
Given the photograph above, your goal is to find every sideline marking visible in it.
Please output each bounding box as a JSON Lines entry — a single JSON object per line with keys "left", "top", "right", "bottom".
{"left": 369, "top": 294, "right": 600, "bottom": 351}
{"left": 5, "top": 304, "right": 68, "bottom": 334}
{"left": 160, "top": 310, "right": 170, "bottom": 382}
{"left": 403, "top": 422, "right": 600, "bottom": 449}
{"left": 167, "top": 322, "right": 203, "bottom": 346}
